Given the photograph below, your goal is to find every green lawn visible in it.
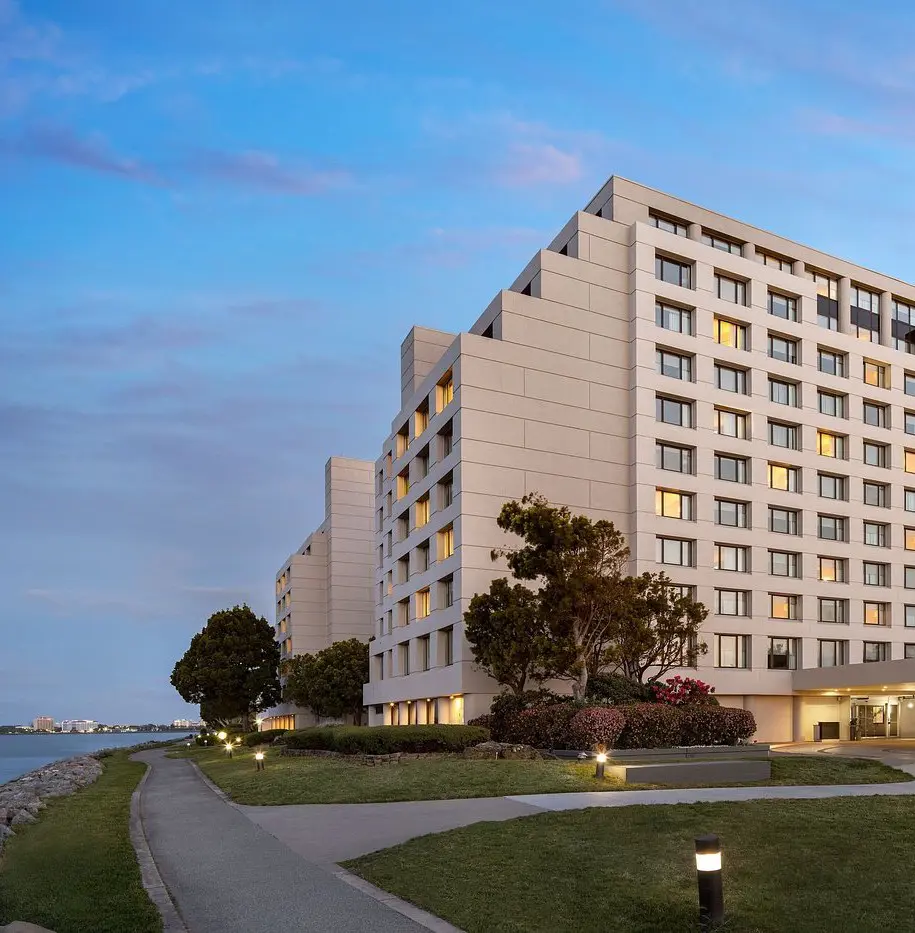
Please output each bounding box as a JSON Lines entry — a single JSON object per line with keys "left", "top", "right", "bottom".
{"left": 172, "top": 746, "right": 908, "bottom": 804}
{"left": 346, "top": 795, "right": 915, "bottom": 933}
{"left": 0, "top": 751, "right": 161, "bottom": 933}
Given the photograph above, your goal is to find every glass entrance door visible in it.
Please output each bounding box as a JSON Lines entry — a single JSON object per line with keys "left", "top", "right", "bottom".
{"left": 853, "top": 703, "right": 896, "bottom": 737}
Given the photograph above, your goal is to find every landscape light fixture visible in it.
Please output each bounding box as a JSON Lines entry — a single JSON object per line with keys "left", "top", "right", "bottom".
{"left": 255, "top": 751, "right": 266, "bottom": 771}
{"left": 594, "top": 752, "right": 607, "bottom": 780}
{"left": 695, "top": 834, "right": 724, "bottom": 931}
{"left": 224, "top": 741, "right": 236, "bottom": 758}
{"left": 217, "top": 731, "right": 227, "bottom": 741}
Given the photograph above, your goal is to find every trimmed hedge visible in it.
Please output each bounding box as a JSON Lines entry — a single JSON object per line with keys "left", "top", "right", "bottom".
{"left": 283, "top": 725, "right": 489, "bottom": 755}
{"left": 510, "top": 704, "right": 582, "bottom": 749}
{"left": 243, "top": 728, "right": 288, "bottom": 747}
{"left": 614, "top": 704, "right": 682, "bottom": 749}
{"left": 568, "top": 707, "right": 626, "bottom": 750}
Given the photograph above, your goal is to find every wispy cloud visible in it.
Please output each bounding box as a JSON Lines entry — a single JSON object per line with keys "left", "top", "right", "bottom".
{"left": 185, "top": 149, "right": 351, "bottom": 195}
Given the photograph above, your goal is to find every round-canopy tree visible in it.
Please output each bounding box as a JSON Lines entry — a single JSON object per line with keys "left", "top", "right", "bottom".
{"left": 283, "top": 638, "right": 369, "bottom": 725}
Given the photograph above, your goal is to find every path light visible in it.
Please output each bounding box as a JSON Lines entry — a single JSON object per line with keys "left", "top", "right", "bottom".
{"left": 594, "top": 752, "right": 607, "bottom": 780}
{"left": 695, "top": 834, "right": 724, "bottom": 931}
{"left": 217, "top": 731, "right": 227, "bottom": 741}
{"left": 255, "top": 751, "right": 266, "bottom": 772}
{"left": 224, "top": 741, "right": 237, "bottom": 759}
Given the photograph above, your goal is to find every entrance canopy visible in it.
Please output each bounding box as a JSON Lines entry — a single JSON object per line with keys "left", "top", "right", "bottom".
{"left": 793, "top": 658, "right": 915, "bottom": 695}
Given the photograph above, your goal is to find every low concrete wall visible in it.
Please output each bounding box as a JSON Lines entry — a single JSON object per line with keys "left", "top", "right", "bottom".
{"left": 607, "top": 759, "right": 771, "bottom": 784}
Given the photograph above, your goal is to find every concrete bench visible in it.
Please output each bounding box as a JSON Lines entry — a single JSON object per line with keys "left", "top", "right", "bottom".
{"left": 606, "top": 759, "right": 771, "bottom": 784}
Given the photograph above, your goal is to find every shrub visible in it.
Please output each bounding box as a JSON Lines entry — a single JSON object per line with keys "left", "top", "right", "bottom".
{"left": 283, "top": 725, "right": 489, "bottom": 755}
{"left": 568, "top": 707, "right": 626, "bottom": 750}
{"left": 467, "top": 714, "right": 493, "bottom": 731}
{"left": 679, "top": 707, "right": 756, "bottom": 746}
{"left": 615, "top": 704, "right": 682, "bottom": 749}
{"left": 242, "top": 728, "right": 288, "bottom": 747}
{"left": 508, "top": 704, "right": 583, "bottom": 748}
{"left": 651, "top": 676, "right": 718, "bottom": 707}
{"left": 488, "top": 689, "right": 570, "bottom": 741}
{"left": 585, "top": 673, "right": 653, "bottom": 705}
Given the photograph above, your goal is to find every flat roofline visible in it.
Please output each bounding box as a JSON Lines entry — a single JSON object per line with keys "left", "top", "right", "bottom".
{"left": 793, "top": 658, "right": 915, "bottom": 694}
{"left": 594, "top": 174, "right": 915, "bottom": 292}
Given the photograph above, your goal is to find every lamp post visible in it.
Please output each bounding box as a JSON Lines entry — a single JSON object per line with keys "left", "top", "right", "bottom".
{"left": 216, "top": 731, "right": 227, "bottom": 742}
{"left": 255, "top": 751, "right": 266, "bottom": 771}
{"left": 694, "top": 834, "right": 724, "bottom": 931}
{"left": 594, "top": 752, "right": 607, "bottom": 780}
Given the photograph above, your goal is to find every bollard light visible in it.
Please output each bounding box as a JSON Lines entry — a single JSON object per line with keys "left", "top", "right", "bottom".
{"left": 695, "top": 834, "right": 724, "bottom": 931}
{"left": 594, "top": 752, "right": 607, "bottom": 780}
{"left": 255, "top": 751, "right": 265, "bottom": 771}
{"left": 217, "top": 731, "right": 227, "bottom": 741}
{"left": 224, "top": 741, "right": 235, "bottom": 758}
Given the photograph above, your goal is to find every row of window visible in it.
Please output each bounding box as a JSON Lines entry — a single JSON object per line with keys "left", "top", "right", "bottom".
{"left": 711, "top": 635, "right": 911, "bottom": 670}
{"left": 378, "top": 572, "right": 455, "bottom": 635}
{"left": 372, "top": 626, "right": 456, "bottom": 680}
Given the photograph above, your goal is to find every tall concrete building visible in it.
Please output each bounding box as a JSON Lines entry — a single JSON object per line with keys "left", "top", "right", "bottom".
{"left": 32, "top": 716, "right": 54, "bottom": 732}
{"left": 261, "top": 456, "right": 375, "bottom": 730}
{"left": 363, "top": 175, "right": 915, "bottom": 743}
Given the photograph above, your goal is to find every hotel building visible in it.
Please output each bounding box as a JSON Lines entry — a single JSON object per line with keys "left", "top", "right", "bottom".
{"left": 261, "top": 456, "right": 375, "bottom": 731}
{"left": 363, "top": 175, "right": 915, "bottom": 743}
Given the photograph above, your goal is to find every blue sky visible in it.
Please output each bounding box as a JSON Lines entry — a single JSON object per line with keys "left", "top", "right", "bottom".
{"left": 3, "top": 0, "right": 915, "bottom": 724}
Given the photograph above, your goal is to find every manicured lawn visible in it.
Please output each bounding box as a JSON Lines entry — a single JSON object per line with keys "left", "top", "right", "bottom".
{"left": 346, "top": 795, "right": 915, "bottom": 932}
{"left": 172, "top": 745, "right": 908, "bottom": 804}
{"left": 0, "top": 751, "right": 160, "bottom": 933}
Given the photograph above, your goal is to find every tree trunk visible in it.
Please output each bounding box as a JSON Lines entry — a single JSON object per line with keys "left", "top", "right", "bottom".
{"left": 572, "top": 664, "right": 588, "bottom": 700}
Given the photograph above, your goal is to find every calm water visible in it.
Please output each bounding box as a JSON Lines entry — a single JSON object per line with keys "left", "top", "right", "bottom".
{"left": 0, "top": 733, "right": 190, "bottom": 784}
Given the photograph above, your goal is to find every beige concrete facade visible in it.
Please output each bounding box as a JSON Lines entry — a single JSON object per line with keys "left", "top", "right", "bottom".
{"left": 262, "top": 456, "right": 375, "bottom": 730}
{"left": 362, "top": 175, "right": 915, "bottom": 742}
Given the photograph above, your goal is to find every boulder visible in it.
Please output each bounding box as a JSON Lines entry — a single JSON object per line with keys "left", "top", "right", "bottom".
{"left": 463, "top": 741, "right": 504, "bottom": 760}
{"left": 10, "top": 809, "right": 37, "bottom": 826}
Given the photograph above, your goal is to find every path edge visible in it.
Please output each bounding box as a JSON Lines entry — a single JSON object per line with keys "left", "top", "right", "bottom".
{"left": 130, "top": 759, "right": 189, "bottom": 933}
{"left": 334, "top": 868, "right": 466, "bottom": 933}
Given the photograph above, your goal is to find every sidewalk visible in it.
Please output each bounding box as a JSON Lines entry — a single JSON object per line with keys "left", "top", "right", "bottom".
{"left": 132, "top": 749, "right": 428, "bottom": 933}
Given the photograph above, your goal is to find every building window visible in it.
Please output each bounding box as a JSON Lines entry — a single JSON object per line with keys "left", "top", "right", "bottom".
{"left": 396, "top": 469, "right": 410, "bottom": 499}
{"left": 907, "top": 644, "right": 915, "bottom": 659}
{"left": 656, "top": 442, "right": 694, "bottom": 474}
{"left": 818, "top": 347, "right": 846, "bottom": 377}
{"left": 768, "top": 463, "right": 799, "bottom": 492}
{"left": 715, "top": 498, "right": 749, "bottom": 528}
{"left": 716, "top": 273, "right": 747, "bottom": 305}
{"left": 714, "top": 544, "right": 749, "bottom": 572}
{"left": 818, "top": 639, "right": 848, "bottom": 667}
{"left": 397, "top": 598, "right": 409, "bottom": 627}
{"left": 769, "top": 378, "right": 798, "bottom": 407}
{"left": 415, "top": 402, "right": 429, "bottom": 437}
{"left": 716, "top": 407, "right": 748, "bottom": 439}
{"left": 439, "top": 472, "right": 454, "bottom": 509}
{"left": 818, "top": 391, "right": 847, "bottom": 418}
{"left": 442, "top": 626, "right": 455, "bottom": 665}
{"left": 863, "top": 402, "right": 888, "bottom": 429}
{"left": 907, "top": 489, "right": 915, "bottom": 513}
{"left": 768, "top": 334, "right": 798, "bottom": 364}
{"left": 812, "top": 272, "right": 839, "bottom": 330}
{"left": 768, "top": 637, "right": 798, "bottom": 670}
{"left": 768, "top": 421, "right": 798, "bottom": 450}
{"left": 865, "top": 522, "right": 889, "bottom": 548}
{"left": 816, "top": 430, "right": 847, "bottom": 459}
{"left": 714, "top": 317, "right": 747, "bottom": 349}
{"left": 863, "top": 562, "right": 888, "bottom": 587}
{"left": 716, "top": 364, "right": 748, "bottom": 394}
{"left": 906, "top": 528, "right": 915, "bottom": 551}
{"left": 818, "top": 473, "right": 847, "bottom": 500}
{"left": 907, "top": 373, "right": 915, "bottom": 396}
{"left": 906, "top": 606, "right": 915, "bottom": 628}
{"left": 716, "top": 633, "right": 750, "bottom": 667}
{"left": 704, "top": 232, "right": 743, "bottom": 254}
{"left": 905, "top": 412, "right": 915, "bottom": 436}
{"left": 892, "top": 299, "right": 915, "bottom": 353}
{"left": 863, "top": 642, "right": 889, "bottom": 663}
{"left": 715, "top": 453, "right": 748, "bottom": 483}
{"left": 397, "top": 556, "right": 409, "bottom": 585}
{"left": 656, "top": 395, "right": 694, "bottom": 427}
{"left": 770, "top": 595, "right": 799, "bottom": 621}
{"left": 396, "top": 425, "right": 409, "bottom": 457}
{"left": 440, "top": 574, "right": 454, "bottom": 609}
{"left": 863, "top": 360, "right": 888, "bottom": 388}
{"left": 818, "top": 556, "right": 846, "bottom": 583}
{"left": 416, "top": 495, "right": 430, "bottom": 528}
{"left": 906, "top": 450, "right": 915, "bottom": 474}
{"left": 419, "top": 635, "right": 431, "bottom": 671}
{"left": 819, "top": 598, "right": 848, "bottom": 624}
{"left": 818, "top": 514, "right": 847, "bottom": 541}
{"left": 399, "top": 642, "right": 411, "bottom": 676}
{"left": 650, "top": 213, "right": 688, "bottom": 236}
{"left": 656, "top": 536, "right": 695, "bottom": 567}
{"left": 656, "top": 348, "right": 693, "bottom": 381}
{"left": 656, "top": 489, "right": 694, "bottom": 520}
{"left": 656, "top": 302, "right": 694, "bottom": 334}
{"left": 863, "top": 442, "right": 888, "bottom": 468}
{"left": 656, "top": 255, "right": 693, "bottom": 288}
{"left": 439, "top": 525, "right": 455, "bottom": 560}
{"left": 864, "top": 602, "right": 888, "bottom": 626}
{"left": 768, "top": 292, "right": 798, "bottom": 321}
{"left": 437, "top": 371, "right": 454, "bottom": 411}
{"left": 760, "top": 251, "right": 793, "bottom": 272}
{"left": 716, "top": 590, "right": 749, "bottom": 617}
{"left": 416, "top": 588, "right": 431, "bottom": 619}
{"left": 769, "top": 507, "right": 800, "bottom": 535}
{"left": 415, "top": 541, "right": 430, "bottom": 574}
{"left": 397, "top": 512, "right": 409, "bottom": 541}
{"left": 769, "top": 550, "right": 799, "bottom": 577}
{"left": 863, "top": 481, "right": 888, "bottom": 508}
{"left": 907, "top": 566, "right": 915, "bottom": 590}
{"left": 438, "top": 421, "right": 454, "bottom": 459}
{"left": 851, "top": 286, "right": 880, "bottom": 343}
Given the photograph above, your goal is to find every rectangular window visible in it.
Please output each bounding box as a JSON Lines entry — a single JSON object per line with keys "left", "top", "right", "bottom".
{"left": 704, "top": 232, "right": 743, "bottom": 255}
{"left": 769, "top": 550, "right": 799, "bottom": 577}
{"left": 715, "top": 498, "right": 749, "bottom": 528}
{"left": 818, "top": 598, "right": 847, "bottom": 624}
{"left": 415, "top": 495, "right": 430, "bottom": 528}
{"left": 863, "top": 402, "right": 888, "bottom": 428}
{"left": 440, "top": 574, "right": 454, "bottom": 609}
{"left": 396, "top": 469, "right": 410, "bottom": 499}
{"left": 813, "top": 273, "right": 840, "bottom": 330}
{"left": 438, "top": 422, "right": 454, "bottom": 459}
{"left": 768, "top": 334, "right": 798, "bottom": 364}
{"left": 656, "top": 442, "right": 694, "bottom": 474}
{"left": 818, "top": 556, "right": 846, "bottom": 583}
{"left": 818, "top": 473, "right": 847, "bottom": 500}
{"left": 439, "top": 525, "right": 455, "bottom": 560}
{"left": 906, "top": 450, "right": 915, "bottom": 474}
{"left": 714, "top": 317, "right": 747, "bottom": 349}
{"left": 716, "top": 364, "right": 748, "bottom": 394}
{"left": 768, "top": 421, "right": 798, "bottom": 450}
{"left": 907, "top": 528, "right": 915, "bottom": 551}
{"left": 650, "top": 213, "right": 688, "bottom": 236}
{"left": 818, "top": 639, "right": 848, "bottom": 667}
{"left": 817, "top": 514, "right": 847, "bottom": 541}
{"left": 655, "top": 302, "right": 694, "bottom": 334}
{"left": 768, "top": 463, "right": 799, "bottom": 492}
{"left": 863, "top": 642, "right": 888, "bottom": 663}
{"left": 863, "top": 481, "right": 888, "bottom": 508}
{"left": 715, "top": 590, "right": 749, "bottom": 617}
{"left": 714, "top": 544, "right": 750, "bottom": 573}
{"left": 656, "top": 395, "right": 693, "bottom": 427}
{"left": 893, "top": 299, "right": 915, "bottom": 353}
{"left": 865, "top": 522, "right": 888, "bottom": 547}
{"left": 656, "top": 536, "right": 695, "bottom": 567}
{"left": 416, "top": 588, "right": 431, "bottom": 619}
{"left": 768, "top": 292, "right": 798, "bottom": 322}
{"left": 656, "top": 255, "right": 692, "bottom": 288}
{"left": 656, "top": 348, "right": 693, "bottom": 381}
{"left": 415, "top": 542, "right": 430, "bottom": 574}
{"left": 817, "top": 430, "right": 847, "bottom": 459}
{"left": 419, "top": 635, "right": 431, "bottom": 672}
{"left": 415, "top": 402, "right": 429, "bottom": 437}
{"left": 655, "top": 489, "right": 694, "bottom": 520}
{"left": 770, "top": 595, "right": 799, "bottom": 621}
{"left": 905, "top": 412, "right": 915, "bottom": 435}
{"left": 864, "top": 602, "right": 888, "bottom": 626}
{"left": 851, "top": 286, "right": 880, "bottom": 343}
{"left": 907, "top": 489, "right": 915, "bottom": 512}
{"left": 397, "top": 598, "right": 409, "bottom": 627}
{"left": 863, "top": 360, "right": 888, "bottom": 388}
{"left": 715, "top": 453, "right": 748, "bottom": 483}
{"left": 760, "top": 251, "right": 793, "bottom": 272}
{"left": 818, "top": 348, "right": 846, "bottom": 377}
{"left": 715, "top": 273, "right": 747, "bottom": 305}
{"left": 907, "top": 373, "right": 915, "bottom": 396}
{"left": 907, "top": 606, "right": 915, "bottom": 628}
{"left": 716, "top": 633, "right": 750, "bottom": 667}
{"left": 716, "top": 407, "right": 748, "bottom": 438}
{"left": 818, "top": 391, "right": 847, "bottom": 418}
{"left": 443, "top": 626, "right": 455, "bottom": 665}
{"left": 863, "top": 442, "right": 888, "bottom": 469}
{"left": 770, "top": 507, "right": 800, "bottom": 535}
{"left": 769, "top": 378, "right": 798, "bottom": 407}
{"left": 863, "top": 562, "right": 888, "bottom": 587}
{"left": 439, "top": 472, "right": 454, "bottom": 509}
{"left": 396, "top": 425, "right": 409, "bottom": 457}
{"left": 768, "top": 637, "right": 798, "bottom": 670}
{"left": 907, "top": 566, "right": 915, "bottom": 589}
{"left": 907, "top": 644, "right": 915, "bottom": 659}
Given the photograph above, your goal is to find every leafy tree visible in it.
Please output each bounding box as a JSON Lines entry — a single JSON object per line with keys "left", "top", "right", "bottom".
{"left": 171, "top": 605, "right": 281, "bottom": 732}
{"left": 283, "top": 638, "right": 369, "bottom": 725}
{"left": 463, "top": 579, "right": 572, "bottom": 695}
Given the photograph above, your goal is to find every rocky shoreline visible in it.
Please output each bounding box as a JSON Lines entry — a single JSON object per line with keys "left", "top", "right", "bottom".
{"left": 0, "top": 756, "right": 104, "bottom": 854}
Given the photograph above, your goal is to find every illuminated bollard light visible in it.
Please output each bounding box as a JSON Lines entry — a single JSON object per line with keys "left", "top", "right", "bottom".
{"left": 224, "top": 741, "right": 235, "bottom": 759}
{"left": 255, "top": 751, "right": 266, "bottom": 772}
{"left": 695, "top": 834, "right": 724, "bottom": 931}
{"left": 594, "top": 752, "right": 607, "bottom": 780}
{"left": 217, "top": 731, "right": 228, "bottom": 742}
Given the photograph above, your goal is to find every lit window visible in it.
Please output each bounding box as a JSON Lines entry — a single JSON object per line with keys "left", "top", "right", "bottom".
{"left": 769, "top": 595, "right": 799, "bottom": 621}
{"left": 907, "top": 528, "right": 915, "bottom": 551}
{"left": 655, "top": 489, "right": 694, "bottom": 520}
{"left": 716, "top": 633, "right": 749, "bottom": 666}
{"left": 439, "top": 525, "right": 455, "bottom": 559}
{"left": 416, "top": 588, "right": 431, "bottom": 619}
{"left": 396, "top": 470, "right": 410, "bottom": 498}
{"left": 714, "top": 317, "right": 747, "bottom": 349}
{"left": 715, "top": 408, "right": 748, "bottom": 438}
{"left": 906, "top": 450, "right": 915, "bottom": 474}
{"left": 437, "top": 372, "right": 454, "bottom": 411}
{"left": 768, "top": 463, "right": 799, "bottom": 492}
{"left": 863, "top": 360, "right": 888, "bottom": 388}
{"left": 817, "top": 431, "right": 846, "bottom": 459}
{"left": 818, "top": 557, "right": 845, "bottom": 583}
{"left": 715, "top": 592, "right": 750, "bottom": 618}
{"left": 416, "top": 495, "right": 430, "bottom": 528}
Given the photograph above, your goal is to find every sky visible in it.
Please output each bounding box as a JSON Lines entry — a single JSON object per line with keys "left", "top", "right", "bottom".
{"left": 4, "top": 0, "right": 915, "bottom": 724}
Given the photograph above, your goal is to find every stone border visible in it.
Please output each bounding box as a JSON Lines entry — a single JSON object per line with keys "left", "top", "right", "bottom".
{"left": 334, "top": 868, "right": 465, "bottom": 933}
{"left": 129, "top": 764, "right": 188, "bottom": 933}
{"left": 282, "top": 748, "right": 451, "bottom": 766}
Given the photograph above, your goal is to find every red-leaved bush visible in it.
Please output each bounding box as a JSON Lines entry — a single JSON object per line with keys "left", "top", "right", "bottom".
{"left": 510, "top": 704, "right": 580, "bottom": 748}
{"left": 615, "top": 703, "right": 682, "bottom": 749}
{"left": 568, "top": 707, "right": 625, "bottom": 750}
{"left": 651, "top": 675, "right": 717, "bottom": 707}
{"left": 678, "top": 706, "right": 756, "bottom": 746}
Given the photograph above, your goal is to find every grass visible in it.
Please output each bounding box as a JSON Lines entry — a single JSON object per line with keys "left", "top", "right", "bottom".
{"left": 170, "top": 745, "right": 909, "bottom": 805}
{"left": 0, "top": 751, "right": 160, "bottom": 933}
{"left": 346, "top": 795, "right": 915, "bottom": 932}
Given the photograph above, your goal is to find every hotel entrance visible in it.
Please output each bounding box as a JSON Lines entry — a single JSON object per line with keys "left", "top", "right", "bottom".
{"left": 851, "top": 700, "right": 899, "bottom": 738}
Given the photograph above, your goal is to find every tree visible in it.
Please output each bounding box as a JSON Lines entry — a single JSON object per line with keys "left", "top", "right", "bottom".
{"left": 171, "top": 605, "right": 281, "bottom": 732}
{"left": 463, "top": 578, "right": 572, "bottom": 695}
{"left": 283, "top": 638, "right": 369, "bottom": 725}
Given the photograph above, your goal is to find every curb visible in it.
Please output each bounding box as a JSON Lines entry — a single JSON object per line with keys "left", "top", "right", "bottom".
{"left": 334, "top": 868, "right": 466, "bottom": 933}
{"left": 129, "top": 762, "right": 188, "bottom": 933}
{"left": 188, "top": 761, "right": 240, "bottom": 808}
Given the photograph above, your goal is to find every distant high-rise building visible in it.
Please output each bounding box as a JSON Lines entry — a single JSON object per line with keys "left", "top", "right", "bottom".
{"left": 60, "top": 719, "right": 95, "bottom": 733}
{"left": 32, "top": 716, "right": 54, "bottom": 732}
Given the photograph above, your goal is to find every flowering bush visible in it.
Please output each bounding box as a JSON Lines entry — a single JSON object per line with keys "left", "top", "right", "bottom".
{"left": 488, "top": 690, "right": 572, "bottom": 742}
{"left": 568, "top": 707, "right": 626, "bottom": 750}
{"left": 679, "top": 707, "right": 756, "bottom": 746}
{"left": 615, "top": 703, "right": 682, "bottom": 749}
{"left": 650, "top": 676, "right": 717, "bottom": 707}
{"left": 508, "top": 704, "right": 582, "bottom": 749}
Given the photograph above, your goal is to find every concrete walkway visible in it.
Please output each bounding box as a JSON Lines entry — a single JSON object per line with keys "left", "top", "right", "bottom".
{"left": 132, "top": 749, "right": 429, "bottom": 933}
